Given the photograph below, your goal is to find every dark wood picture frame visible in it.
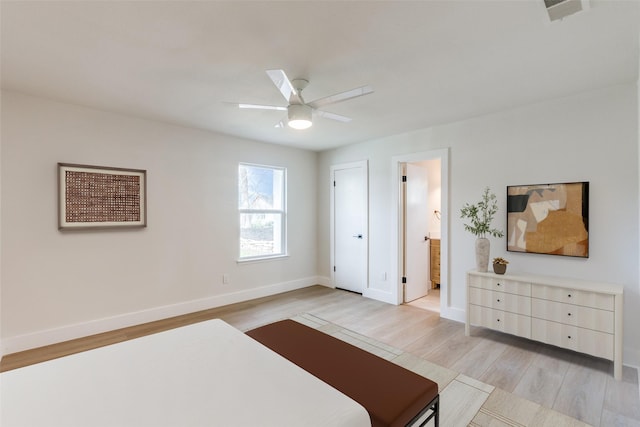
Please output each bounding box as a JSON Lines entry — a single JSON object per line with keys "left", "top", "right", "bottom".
{"left": 58, "top": 163, "right": 147, "bottom": 230}
{"left": 507, "top": 181, "right": 589, "bottom": 258}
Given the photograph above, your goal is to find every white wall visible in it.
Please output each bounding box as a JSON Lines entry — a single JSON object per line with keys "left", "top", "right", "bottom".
{"left": 318, "top": 84, "right": 640, "bottom": 367}
{"left": 1, "top": 91, "right": 318, "bottom": 353}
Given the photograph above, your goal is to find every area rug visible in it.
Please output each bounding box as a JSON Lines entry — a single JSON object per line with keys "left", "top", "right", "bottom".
{"left": 290, "top": 313, "right": 590, "bottom": 427}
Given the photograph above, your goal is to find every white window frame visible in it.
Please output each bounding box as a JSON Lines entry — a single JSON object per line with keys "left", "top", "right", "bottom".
{"left": 238, "top": 163, "right": 287, "bottom": 262}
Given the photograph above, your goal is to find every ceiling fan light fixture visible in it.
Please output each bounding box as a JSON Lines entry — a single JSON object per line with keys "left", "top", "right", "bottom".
{"left": 287, "top": 104, "right": 312, "bottom": 130}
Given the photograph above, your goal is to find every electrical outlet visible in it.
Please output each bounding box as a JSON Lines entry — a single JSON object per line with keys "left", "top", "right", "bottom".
{"left": 222, "top": 274, "right": 229, "bottom": 285}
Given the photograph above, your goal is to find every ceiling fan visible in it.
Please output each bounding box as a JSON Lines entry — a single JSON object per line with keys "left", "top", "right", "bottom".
{"left": 238, "top": 69, "right": 374, "bottom": 130}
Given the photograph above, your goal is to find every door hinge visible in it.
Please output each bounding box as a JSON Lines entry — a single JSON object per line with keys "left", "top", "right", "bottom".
{"left": 333, "top": 180, "right": 336, "bottom": 187}
{"left": 402, "top": 175, "right": 407, "bottom": 182}
{"left": 402, "top": 276, "right": 407, "bottom": 284}
{"left": 333, "top": 266, "right": 336, "bottom": 272}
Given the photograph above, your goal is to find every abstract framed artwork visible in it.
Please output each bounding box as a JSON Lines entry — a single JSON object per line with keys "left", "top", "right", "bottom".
{"left": 58, "top": 163, "right": 147, "bottom": 230}
{"left": 507, "top": 182, "right": 589, "bottom": 258}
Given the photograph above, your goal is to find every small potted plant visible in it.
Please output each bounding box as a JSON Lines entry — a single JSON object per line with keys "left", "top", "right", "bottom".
{"left": 492, "top": 257, "right": 509, "bottom": 275}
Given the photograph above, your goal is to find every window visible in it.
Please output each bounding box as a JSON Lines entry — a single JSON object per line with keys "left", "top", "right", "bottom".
{"left": 238, "top": 163, "right": 286, "bottom": 260}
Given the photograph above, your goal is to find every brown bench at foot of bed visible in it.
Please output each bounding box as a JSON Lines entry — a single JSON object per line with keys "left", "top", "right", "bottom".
{"left": 246, "top": 320, "right": 439, "bottom": 427}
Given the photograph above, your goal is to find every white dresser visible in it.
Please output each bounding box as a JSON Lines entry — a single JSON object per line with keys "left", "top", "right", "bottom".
{"left": 466, "top": 270, "right": 624, "bottom": 380}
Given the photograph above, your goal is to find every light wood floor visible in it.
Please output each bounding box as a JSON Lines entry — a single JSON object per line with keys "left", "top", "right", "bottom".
{"left": 407, "top": 287, "right": 441, "bottom": 312}
{"left": 2, "top": 285, "right": 639, "bottom": 426}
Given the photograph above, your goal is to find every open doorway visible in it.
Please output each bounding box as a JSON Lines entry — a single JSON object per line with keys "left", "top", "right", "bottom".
{"left": 401, "top": 159, "right": 442, "bottom": 313}
{"left": 390, "top": 149, "right": 449, "bottom": 316}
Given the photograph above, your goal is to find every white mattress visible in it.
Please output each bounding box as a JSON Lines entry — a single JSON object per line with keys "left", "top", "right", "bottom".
{"left": 1, "top": 319, "right": 370, "bottom": 427}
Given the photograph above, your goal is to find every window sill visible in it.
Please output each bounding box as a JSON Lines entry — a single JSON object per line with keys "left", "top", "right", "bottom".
{"left": 237, "top": 254, "right": 290, "bottom": 264}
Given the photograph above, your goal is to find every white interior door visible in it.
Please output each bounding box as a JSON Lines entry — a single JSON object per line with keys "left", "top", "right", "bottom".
{"left": 404, "top": 162, "right": 430, "bottom": 302}
{"left": 333, "top": 164, "right": 367, "bottom": 293}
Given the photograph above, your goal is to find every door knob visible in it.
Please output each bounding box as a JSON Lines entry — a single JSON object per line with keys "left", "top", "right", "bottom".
{"left": 352, "top": 234, "right": 363, "bottom": 239}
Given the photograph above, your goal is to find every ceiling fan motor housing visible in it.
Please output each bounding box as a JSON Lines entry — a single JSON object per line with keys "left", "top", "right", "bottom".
{"left": 288, "top": 104, "right": 313, "bottom": 129}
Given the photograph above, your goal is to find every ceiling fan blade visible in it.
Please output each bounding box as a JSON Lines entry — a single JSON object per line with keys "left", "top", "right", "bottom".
{"left": 266, "top": 69, "right": 301, "bottom": 104}
{"left": 238, "top": 103, "right": 287, "bottom": 111}
{"left": 308, "top": 85, "right": 373, "bottom": 109}
{"left": 315, "top": 110, "right": 352, "bottom": 123}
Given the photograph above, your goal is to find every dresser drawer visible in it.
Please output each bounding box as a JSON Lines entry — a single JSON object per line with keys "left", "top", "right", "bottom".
{"left": 531, "top": 318, "right": 614, "bottom": 360}
{"left": 531, "top": 298, "right": 614, "bottom": 333}
{"left": 532, "top": 284, "right": 614, "bottom": 310}
{"left": 468, "top": 275, "right": 531, "bottom": 296}
{"left": 469, "top": 305, "right": 531, "bottom": 338}
{"left": 469, "top": 288, "right": 531, "bottom": 316}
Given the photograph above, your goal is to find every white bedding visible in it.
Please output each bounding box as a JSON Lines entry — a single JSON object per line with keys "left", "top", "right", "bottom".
{"left": 1, "top": 319, "right": 370, "bottom": 427}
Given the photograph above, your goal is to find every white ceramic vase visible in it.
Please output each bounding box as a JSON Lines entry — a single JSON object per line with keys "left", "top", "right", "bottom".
{"left": 475, "top": 237, "right": 490, "bottom": 272}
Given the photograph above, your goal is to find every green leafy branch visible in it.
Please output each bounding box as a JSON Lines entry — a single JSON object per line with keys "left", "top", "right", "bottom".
{"left": 460, "top": 187, "right": 504, "bottom": 238}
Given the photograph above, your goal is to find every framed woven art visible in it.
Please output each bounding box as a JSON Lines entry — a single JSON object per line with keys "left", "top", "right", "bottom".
{"left": 58, "top": 163, "right": 147, "bottom": 230}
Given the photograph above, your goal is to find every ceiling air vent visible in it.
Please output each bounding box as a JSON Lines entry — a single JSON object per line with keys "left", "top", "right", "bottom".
{"left": 544, "top": 0, "right": 589, "bottom": 21}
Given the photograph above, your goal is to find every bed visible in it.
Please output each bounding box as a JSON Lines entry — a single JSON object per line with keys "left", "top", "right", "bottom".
{"left": 1, "top": 319, "right": 370, "bottom": 427}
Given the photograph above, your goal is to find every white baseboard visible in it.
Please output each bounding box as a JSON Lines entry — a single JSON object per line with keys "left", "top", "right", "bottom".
{"left": 315, "top": 276, "right": 333, "bottom": 287}
{"left": 624, "top": 347, "right": 640, "bottom": 371}
{"left": 2, "top": 277, "right": 323, "bottom": 355}
{"left": 440, "top": 306, "right": 466, "bottom": 324}
{"left": 363, "top": 287, "right": 397, "bottom": 304}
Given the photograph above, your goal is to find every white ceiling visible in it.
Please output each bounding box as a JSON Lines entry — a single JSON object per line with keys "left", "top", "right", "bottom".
{"left": 2, "top": 1, "right": 638, "bottom": 151}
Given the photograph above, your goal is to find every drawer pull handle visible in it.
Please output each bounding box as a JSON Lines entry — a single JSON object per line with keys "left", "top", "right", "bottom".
{"left": 568, "top": 335, "right": 572, "bottom": 339}
{"left": 496, "top": 283, "right": 501, "bottom": 286}
{"left": 497, "top": 299, "right": 501, "bottom": 302}
{"left": 568, "top": 313, "right": 572, "bottom": 316}
{"left": 496, "top": 319, "right": 501, "bottom": 322}
{"left": 568, "top": 294, "right": 572, "bottom": 298}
